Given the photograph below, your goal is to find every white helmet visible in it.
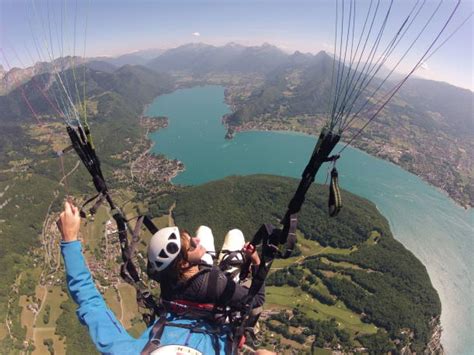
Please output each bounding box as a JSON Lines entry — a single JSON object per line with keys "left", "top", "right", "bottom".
{"left": 148, "top": 226, "right": 181, "bottom": 272}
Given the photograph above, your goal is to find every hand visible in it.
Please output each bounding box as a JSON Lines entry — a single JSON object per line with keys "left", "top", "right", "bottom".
{"left": 57, "top": 200, "right": 81, "bottom": 242}
{"left": 243, "top": 242, "right": 260, "bottom": 266}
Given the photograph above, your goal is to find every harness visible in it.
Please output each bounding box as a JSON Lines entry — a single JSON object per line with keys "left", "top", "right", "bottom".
{"left": 64, "top": 123, "right": 343, "bottom": 354}
{"left": 141, "top": 267, "right": 244, "bottom": 355}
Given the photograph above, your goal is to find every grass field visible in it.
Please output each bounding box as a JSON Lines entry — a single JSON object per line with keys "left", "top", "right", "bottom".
{"left": 320, "top": 257, "right": 362, "bottom": 270}
{"left": 33, "top": 328, "right": 66, "bottom": 355}
{"left": 117, "top": 283, "right": 140, "bottom": 329}
{"left": 279, "top": 336, "right": 306, "bottom": 351}
{"left": 19, "top": 295, "right": 36, "bottom": 339}
{"left": 154, "top": 215, "right": 170, "bottom": 229}
{"left": 310, "top": 277, "right": 333, "bottom": 297}
{"left": 36, "top": 286, "right": 67, "bottom": 327}
{"left": 20, "top": 285, "right": 47, "bottom": 340}
{"left": 0, "top": 324, "right": 7, "bottom": 341}
{"left": 365, "top": 230, "right": 381, "bottom": 246}
{"left": 127, "top": 320, "right": 147, "bottom": 338}
{"left": 84, "top": 205, "right": 109, "bottom": 253}
{"left": 265, "top": 285, "right": 377, "bottom": 337}
{"left": 104, "top": 287, "right": 122, "bottom": 321}
{"left": 272, "top": 234, "right": 353, "bottom": 269}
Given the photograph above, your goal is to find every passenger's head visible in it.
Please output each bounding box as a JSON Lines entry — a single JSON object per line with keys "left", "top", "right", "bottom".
{"left": 147, "top": 227, "right": 206, "bottom": 282}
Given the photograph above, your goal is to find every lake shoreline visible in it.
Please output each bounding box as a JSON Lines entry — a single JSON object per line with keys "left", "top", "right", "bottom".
{"left": 222, "top": 122, "right": 471, "bottom": 211}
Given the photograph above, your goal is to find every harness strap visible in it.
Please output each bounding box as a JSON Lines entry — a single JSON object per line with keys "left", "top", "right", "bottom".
{"left": 219, "top": 251, "right": 244, "bottom": 270}
{"left": 328, "top": 167, "right": 342, "bottom": 217}
{"left": 140, "top": 314, "right": 168, "bottom": 355}
{"left": 206, "top": 268, "right": 219, "bottom": 301}
{"left": 216, "top": 274, "right": 236, "bottom": 307}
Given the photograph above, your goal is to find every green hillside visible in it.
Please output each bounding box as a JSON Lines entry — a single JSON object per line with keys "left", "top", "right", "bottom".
{"left": 167, "top": 174, "right": 440, "bottom": 352}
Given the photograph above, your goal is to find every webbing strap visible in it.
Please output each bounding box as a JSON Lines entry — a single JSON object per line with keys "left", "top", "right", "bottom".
{"left": 140, "top": 314, "right": 168, "bottom": 355}
{"left": 206, "top": 268, "right": 219, "bottom": 301}
{"left": 217, "top": 274, "right": 236, "bottom": 307}
{"left": 219, "top": 251, "right": 244, "bottom": 271}
{"left": 328, "top": 167, "right": 342, "bottom": 217}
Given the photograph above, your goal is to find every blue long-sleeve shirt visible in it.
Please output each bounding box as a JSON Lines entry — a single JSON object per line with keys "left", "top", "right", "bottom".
{"left": 61, "top": 240, "right": 230, "bottom": 355}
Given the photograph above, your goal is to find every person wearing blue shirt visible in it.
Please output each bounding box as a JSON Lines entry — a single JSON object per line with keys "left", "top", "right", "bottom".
{"left": 57, "top": 200, "right": 274, "bottom": 355}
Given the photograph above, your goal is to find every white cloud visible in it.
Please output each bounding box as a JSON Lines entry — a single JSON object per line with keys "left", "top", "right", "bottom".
{"left": 192, "top": 32, "right": 201, "bottom": 37}
{"left": 420, "top": 62, "right": 430, "bottom": 70}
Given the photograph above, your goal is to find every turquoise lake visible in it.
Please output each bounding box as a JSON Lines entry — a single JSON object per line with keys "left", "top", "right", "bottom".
{"left": 148, "top": 85, "right": 473, "bottom": 354}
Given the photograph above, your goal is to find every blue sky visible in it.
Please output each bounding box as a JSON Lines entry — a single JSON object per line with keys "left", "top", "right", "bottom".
{"left": 1, "top": 0, "right": 472, "bottom": 90}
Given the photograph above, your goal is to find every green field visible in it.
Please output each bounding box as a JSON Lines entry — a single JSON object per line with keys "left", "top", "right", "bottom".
{"left": 104, "top": 287, "right": 122, "bottom": 321}
{"left": 85, "top": 205, "right": 109, "bottom": 252}
{"left": 36, "top": 286, "right": 68, "bottom": 327}
{"left": 365, "top": 230, "right": 381, "bottom": 246}
{"left": 117, "top": 283, "right": 139, "bottom": 329}
{"left": 266, "top": 285, "right": 377, "bottom": 337}
{"left": 320, "top": 257, "right": 363, "bottom": 270}
{"left": 33, "top": 328, "right": 66, "bottom": 355}
{"left": 272, "top": 235, "right": 353, "bottom": 269}
{"left": 19, "top": 295, "right": 36, "bottom": 339}
{"left": 0, "top": 324, "right": 7, "bottom": 341}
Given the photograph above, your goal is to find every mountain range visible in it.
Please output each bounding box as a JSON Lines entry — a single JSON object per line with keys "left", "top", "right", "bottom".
{"left": 1, "top": 43, "right": 472, "bottom": 207}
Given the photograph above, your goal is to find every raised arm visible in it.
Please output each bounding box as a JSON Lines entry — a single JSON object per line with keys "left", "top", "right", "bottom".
{"left": 58, "top": 201, "right": 139, "bottom": 354}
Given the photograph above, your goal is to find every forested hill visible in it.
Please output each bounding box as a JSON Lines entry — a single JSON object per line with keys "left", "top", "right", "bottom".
{"left": 0, "top": 64, "right": 172, "bottom": 124}
{"left": 154, "top": 174, "right": 441, "bottom": 352}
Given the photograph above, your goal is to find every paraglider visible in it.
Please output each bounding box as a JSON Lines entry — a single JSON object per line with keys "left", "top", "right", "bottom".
{"left": 2, "top": 0, "right": 470, "bottom": 354}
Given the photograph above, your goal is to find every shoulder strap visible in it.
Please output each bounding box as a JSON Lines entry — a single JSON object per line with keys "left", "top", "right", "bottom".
{"left": 140, "top": 314, "right": 168, "bottom": 355}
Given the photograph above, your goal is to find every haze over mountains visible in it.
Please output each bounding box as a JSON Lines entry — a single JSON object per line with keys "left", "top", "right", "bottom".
{"left": 1, "top": 42, "right": 471, "bottom": 92}
{"left": 2, "top": 42, "right": 472, "bottom": 140}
